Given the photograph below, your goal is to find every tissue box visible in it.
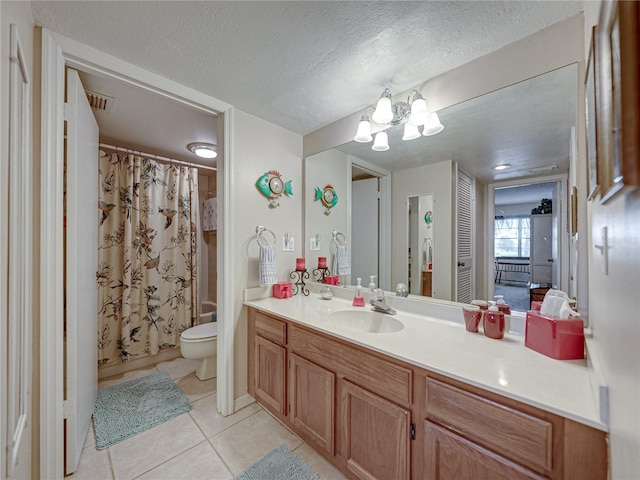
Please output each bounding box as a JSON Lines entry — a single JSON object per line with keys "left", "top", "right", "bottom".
{"left": 324, "top": 276, "right": 340, "bottom": 286}
{"left": 272, "top": 282, "right": 292, "bottom": 299}
{"left": 525, "top": 311, "right": 584, "bottom": 360}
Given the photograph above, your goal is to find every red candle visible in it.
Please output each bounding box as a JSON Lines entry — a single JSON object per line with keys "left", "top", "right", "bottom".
{"left": 318, "top": 256, "right": 327, "bottom": 268}
{"left": 296, "top": 257, "right": 306, "bottom": 270}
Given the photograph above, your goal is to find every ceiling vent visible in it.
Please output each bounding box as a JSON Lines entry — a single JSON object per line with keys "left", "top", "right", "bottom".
{"left": 85, "top": 90, "right": 114, "bottom": 112}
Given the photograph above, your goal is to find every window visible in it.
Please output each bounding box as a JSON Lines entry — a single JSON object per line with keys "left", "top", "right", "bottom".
{"left": 494, "top": 215, "right": 530, "bottom": 257}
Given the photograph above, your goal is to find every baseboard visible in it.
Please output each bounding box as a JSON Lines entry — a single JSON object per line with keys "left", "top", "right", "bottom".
{"left": 98, "top": 348, "right": 183, "bottom": 379}
{"left": 234, "top": 393, "right": 256, "bottom": 412}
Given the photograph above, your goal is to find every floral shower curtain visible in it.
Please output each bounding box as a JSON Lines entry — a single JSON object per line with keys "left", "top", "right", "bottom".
{"left": 97, "top": 151, "right": 199, "bottom": 365}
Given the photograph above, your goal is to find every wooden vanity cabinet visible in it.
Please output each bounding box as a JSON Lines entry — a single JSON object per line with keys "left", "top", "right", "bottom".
{"left": 289, "top": 352, "right": 335, "bottom": 454}
{"left": 247, "top": 308, "right": 607, "bottom": 480}
{"left": 248, "top": 310, "right": 288, "bottom": 416}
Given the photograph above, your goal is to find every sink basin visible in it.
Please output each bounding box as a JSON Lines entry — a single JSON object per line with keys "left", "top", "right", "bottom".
{"left": 328, "top": 310, "right": 404, "bottom": 334}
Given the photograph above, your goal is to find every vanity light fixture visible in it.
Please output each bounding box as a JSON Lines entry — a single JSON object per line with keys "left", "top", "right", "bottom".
{"left": 354, "top": 88, "right": 443, "bottom": 151}
{"left": 493, "top": 164, "right": 511, "bottom": 171}
{"left": 187, "top": 142, "right": 217, "bottom": 159}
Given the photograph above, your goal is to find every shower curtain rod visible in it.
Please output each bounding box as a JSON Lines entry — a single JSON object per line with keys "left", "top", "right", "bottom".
{"left": 99, "top": 142, "right": 217, "bottom": 172}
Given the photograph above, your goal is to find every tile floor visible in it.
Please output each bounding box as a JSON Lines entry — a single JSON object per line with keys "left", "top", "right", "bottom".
{"left": 70, "top": 357, "right": 347, "bottom": 480}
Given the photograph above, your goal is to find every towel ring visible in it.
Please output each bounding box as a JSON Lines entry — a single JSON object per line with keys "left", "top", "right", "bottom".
{"left": 256, "top": 225, "right": 276, "bottom": 247}
{"left": 331, "top": 230, "right": 346, "bottom": 246}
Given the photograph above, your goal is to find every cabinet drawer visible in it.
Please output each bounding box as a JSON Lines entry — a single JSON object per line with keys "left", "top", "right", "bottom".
{"left": 291, "top": 325, "right": 412, "bottom": 406}
{"left": 426, "top": 378, "right": 553, "bottom": 474}
{"left": 255, "top": 311, "right": 287, "bottom": 345}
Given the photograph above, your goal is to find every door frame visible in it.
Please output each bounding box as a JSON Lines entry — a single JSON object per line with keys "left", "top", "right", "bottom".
{"left": 40, "top": 29, "right": 235, "bottom": 479}
{"left": 486, "top": 174, "right": 569, "bottom": 306}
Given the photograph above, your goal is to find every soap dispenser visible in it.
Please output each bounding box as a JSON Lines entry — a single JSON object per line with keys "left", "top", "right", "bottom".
{"left": 483, "top": 301, "right": 505, "bottom": 340}
{"left": 352, "top": 278, "right": 365, "bottom": 307}
{"left": 494, "top": 295, "right": 511, "bottom": 315}
{"left": 368, "top": 275, "right": 377, "bottom": 292}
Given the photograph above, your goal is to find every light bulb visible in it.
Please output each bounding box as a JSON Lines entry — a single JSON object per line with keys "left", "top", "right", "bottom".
{"left": 353, "top": 114, "right": 373, "bottom": 143}
{"left": 371, "top": 131, "right": 389, "bottom": 151}
{"left": 372, "top": 90, "right": 394, "bottom": 124}
{"left": 402, "top": 122, "right": 421, "bottom": 141}
{"left": 409, "top": 91, "right": 429, "bottom": 126}
{"left": 422, "top": 112, "right": 444, "bottom": 136}
{"left": 187, "top": 142, "right": 217, "bottom": 158}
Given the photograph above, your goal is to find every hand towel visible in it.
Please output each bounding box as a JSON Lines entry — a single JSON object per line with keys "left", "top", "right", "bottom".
{"left": 333, "top": 245, "right": 351, "bottom": 276}
{"left": 259, "top": 245, "right": 278, "bottom": 286}
{"left": 202, "top": 198, "right": 217, "bottom": 231}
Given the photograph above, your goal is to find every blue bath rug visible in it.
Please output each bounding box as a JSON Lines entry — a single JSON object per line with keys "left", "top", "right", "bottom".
{"left": 234, "top": 445, "right": 320, "bottom": 480}
{"left": 92, "top": 370, "right": 192, "bottom": 450}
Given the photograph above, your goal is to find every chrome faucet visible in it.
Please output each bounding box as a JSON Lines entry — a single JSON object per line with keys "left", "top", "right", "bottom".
{"left": 370, "top": 288, "right": 397, "bottom": 315}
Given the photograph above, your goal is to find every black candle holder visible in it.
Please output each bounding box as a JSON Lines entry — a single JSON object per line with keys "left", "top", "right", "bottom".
{"left": 290, "top": 269, "right": 310, "bottom": 296}
{"left": 312, "top": 266, "right": 331, "bottom": 283}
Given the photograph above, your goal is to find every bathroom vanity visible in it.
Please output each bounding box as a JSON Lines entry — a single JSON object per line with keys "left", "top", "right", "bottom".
{"left": 245, "top": 291, "right": 607, "bottom": 480}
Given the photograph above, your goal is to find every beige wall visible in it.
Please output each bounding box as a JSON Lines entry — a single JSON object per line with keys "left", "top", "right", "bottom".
{"left": 230, "top": 110, "right": 303, "bottom": 398}
{"left": 198, "top": 172, "right": 217, "bottom": 307}
{"left": 304, "top": 148, "right": 350, "bottom": 279}
{"left": 1, "top": 2, "right": 39, "bottom": 477}
{"left": 391, "top": 160, "right": 455, "bottom": 300}
{"left": 582, "top": 1, "right": 640, "bottom": 477}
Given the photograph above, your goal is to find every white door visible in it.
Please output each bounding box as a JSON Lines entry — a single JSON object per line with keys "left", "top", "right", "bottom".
{"left": 65, "top": 68, "right": 99, "bottom": 474}
{"left": 352, "top": 177, "right": 379, "bottom": 285}
{"left": 4, "top": 24, "right": 33, "bottom": 479}
{"left": 530, "top": 214, "right": 553, "bottom": 284}
{"left": 456, "top": 171, "right": 474, "bottom": 303}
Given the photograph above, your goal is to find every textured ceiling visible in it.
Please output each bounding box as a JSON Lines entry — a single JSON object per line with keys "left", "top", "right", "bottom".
{"left": 30, "top": 1, "right": 584, "bottom": 135}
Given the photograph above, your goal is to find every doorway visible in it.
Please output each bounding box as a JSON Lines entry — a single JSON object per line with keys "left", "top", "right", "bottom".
{"left": 488, "top": 177, "right": 567, "bottom": 313}
{"left": 40, "top": 29, "right": 233, "bottom": 479}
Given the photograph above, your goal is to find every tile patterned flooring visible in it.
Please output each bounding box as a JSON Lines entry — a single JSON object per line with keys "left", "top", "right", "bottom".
{"left": 70, "top": 357, "right": 347, "bottom": 480}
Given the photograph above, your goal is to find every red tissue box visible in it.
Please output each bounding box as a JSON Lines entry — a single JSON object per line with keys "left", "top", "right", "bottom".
{"left": 272, "top": 282, "right": 292, "bottom": 299}
{"left": 525, "top": 311, "right": 585, "bottom": 360}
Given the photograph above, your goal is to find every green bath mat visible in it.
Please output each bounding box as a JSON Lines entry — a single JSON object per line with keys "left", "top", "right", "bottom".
{"left": 93, "top": 370, "right": 192, "bottom": 450}
{"left": 234, "top": 445, "right": 320, "bottom": 480}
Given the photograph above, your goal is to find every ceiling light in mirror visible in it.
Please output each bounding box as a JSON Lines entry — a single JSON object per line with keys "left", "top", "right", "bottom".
{"left": 422, "top": 112, "right": 444, "bottom": 136}
{"left": 372, "top": 131, "right": 390, "bottom": 151}
{"left": 187, "top": 142, "right": 217, "bottom": 159}
{"left": 402, "top": 123, "right": 421, "bottom": 141}
{"left": 493, "top": 164, "right": 511, "bottom": 171}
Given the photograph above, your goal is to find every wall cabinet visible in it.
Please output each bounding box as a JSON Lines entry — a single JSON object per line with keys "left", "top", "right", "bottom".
{"left": 247, "top": 307, "right": 607, "bottom": 480}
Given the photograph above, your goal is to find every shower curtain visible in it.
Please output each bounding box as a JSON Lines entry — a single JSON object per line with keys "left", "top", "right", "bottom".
{"left": 97, "top": 151, "right": 200, "bottom": 365}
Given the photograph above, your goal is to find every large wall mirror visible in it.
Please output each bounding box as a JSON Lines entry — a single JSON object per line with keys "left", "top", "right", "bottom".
{"left": 304, "top": 64, "right": 578, "bottom": 313}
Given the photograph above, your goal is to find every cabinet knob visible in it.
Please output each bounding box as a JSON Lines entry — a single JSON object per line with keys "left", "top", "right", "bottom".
{"left": 457, "top": 261, "right": 465, "bottom": 267}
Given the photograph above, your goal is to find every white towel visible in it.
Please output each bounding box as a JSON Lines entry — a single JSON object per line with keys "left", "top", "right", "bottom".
{"left": 259, "top": 245, "right": 278, "bottom": 286}
{"left": 333, "top": 245, "right": 351, "bottom": 276}
{"left": 202, "top": 198, "right": 217, "bottom": 231}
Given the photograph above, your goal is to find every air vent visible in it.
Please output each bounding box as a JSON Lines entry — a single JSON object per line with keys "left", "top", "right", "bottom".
{"left": 85, "top": 90, "right": 114, "bottom": 112}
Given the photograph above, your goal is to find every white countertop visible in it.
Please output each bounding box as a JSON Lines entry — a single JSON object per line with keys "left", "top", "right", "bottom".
{"left": 244, "top": 287, "right": 607, "bottom": 432}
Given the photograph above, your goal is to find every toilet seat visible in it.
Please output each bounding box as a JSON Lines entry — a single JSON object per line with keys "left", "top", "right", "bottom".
{"left": 181, "top": 322, "right": 217, "bottom": 342}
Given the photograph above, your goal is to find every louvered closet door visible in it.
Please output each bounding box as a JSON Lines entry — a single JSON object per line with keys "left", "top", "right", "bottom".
{"left": 456, "top": 171, "right": 474, "bottom": 303}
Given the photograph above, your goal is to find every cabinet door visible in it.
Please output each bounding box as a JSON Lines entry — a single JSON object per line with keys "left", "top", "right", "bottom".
{"left": 255, "top": 336, "right": 286, "bottom": 415}
{"left": 423, "top": 421, "right": 547, "bottom": 480}
{"left": 290, "top": 353, "right": 335, "bottom": 454}
{"left": 341, "top": 379, "right": 410, "bottom": 480}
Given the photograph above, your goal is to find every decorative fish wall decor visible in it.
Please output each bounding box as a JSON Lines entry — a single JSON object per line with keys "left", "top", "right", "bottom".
{"left": 256, "top": 171, "right": 293, "bottom": 208}
{"left": 315, "top": 184, "right": 338, "bottom": 215}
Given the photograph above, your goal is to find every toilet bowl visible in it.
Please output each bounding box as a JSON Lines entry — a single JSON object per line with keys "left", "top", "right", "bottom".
{"left": 180, "top": 322, "right": 217, "bottom": 381}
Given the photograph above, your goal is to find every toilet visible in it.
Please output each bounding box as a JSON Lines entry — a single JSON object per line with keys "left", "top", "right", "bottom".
{"left": 180, "top": 321, "right": 217, "bottom": 381}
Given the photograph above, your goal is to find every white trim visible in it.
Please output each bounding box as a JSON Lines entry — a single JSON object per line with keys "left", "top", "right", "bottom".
{"left": 40, "top": 29, "right": 236, "bottom": 477}
{"left": 486, "top": 174, "right": 570, "bottom": 301}
{"left": 233, "top": 393, "right": 256, "bottom": 412}
{"left": 39, "top": 29, "right": 66, "bottom": 480}
{"left": 7, "top": 23, "right": 32, "bottom": 477}
{"left": 217, "top": 107, "right": 235, "bottom": 416}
